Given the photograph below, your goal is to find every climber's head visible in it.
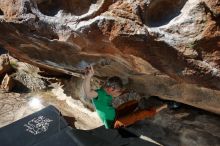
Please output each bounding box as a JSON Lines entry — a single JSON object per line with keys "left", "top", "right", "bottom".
{"left": 104, "top": 76, "right": 123, "bottom": 97}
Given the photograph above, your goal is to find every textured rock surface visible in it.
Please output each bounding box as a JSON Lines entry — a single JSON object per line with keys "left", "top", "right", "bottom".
{"left": 128, "top": 104, "right": 220, "bottom": 146}
{"left": 0, "top": 0, "right": 219, "bottom": 114}
{"left": 1, "top": 74, "right": 14, "bottom": 91}
{"left": 0, "top": 54, "right": 13, "bottom": 77}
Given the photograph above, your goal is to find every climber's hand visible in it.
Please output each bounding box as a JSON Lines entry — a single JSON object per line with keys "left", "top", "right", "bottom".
{"left": 114, "top": 120, "right": 125, "bottom": 128}
{"left": 85, "top": 65, "right": 94, "bottom": 78}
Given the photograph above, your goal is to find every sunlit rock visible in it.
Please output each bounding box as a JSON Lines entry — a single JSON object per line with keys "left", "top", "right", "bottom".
{"left": 0, "top": 0, "right": 219, "bottom": 114}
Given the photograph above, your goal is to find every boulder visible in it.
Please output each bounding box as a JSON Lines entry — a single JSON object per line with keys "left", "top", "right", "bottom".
{"left": 0, "top": 54, "right": 13, "bottom": 77}
{"left": 0, "top": 0, "right": 219, "bottom": 114}
{"left": 1, "top": 74, "right": 14, "bottom": 91}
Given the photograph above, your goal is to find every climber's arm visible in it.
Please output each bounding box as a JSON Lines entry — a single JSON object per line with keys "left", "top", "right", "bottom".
{"left": 82, "top": 66, "right": 98, "bottom": 99}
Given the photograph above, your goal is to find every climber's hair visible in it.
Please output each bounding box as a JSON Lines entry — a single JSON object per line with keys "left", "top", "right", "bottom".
{"left": 104, "top": 76, "right": 123, "bottom": 90}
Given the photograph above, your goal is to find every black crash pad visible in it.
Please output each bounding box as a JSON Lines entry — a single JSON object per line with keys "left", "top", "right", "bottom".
{"left": 0, "top": 105, "right": 68, "bottom": 146}
{"left": 33, "top": 127, "right": 78, "bottom": 146}
{"left": 70, "top": 126, "right": 158, "bottom": 146}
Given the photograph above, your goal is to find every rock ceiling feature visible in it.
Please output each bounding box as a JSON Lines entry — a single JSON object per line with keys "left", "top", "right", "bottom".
{"left": 145, "top": 0, "right": 188, "bottom": 27}
{"left": 0, "top": 0, "right": 219, "bottom": 114}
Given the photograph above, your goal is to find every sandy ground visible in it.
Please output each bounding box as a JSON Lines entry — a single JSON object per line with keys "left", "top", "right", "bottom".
{"left": 0, "top": 87, "right": 102, "bottom": 130}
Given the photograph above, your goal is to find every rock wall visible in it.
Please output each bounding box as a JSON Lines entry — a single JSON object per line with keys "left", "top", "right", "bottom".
{"left": 0, "top": 0, "right": 219, "bottom": 114}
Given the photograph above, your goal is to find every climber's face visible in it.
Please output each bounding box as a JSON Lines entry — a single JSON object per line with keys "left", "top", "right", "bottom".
{"left": 105, "top": 87, "right": 123, "bottom": 97}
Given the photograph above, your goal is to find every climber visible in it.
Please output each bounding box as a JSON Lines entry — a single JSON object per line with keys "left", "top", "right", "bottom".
{"left": 82, "top": 65, "right": 168, "bottom": 129}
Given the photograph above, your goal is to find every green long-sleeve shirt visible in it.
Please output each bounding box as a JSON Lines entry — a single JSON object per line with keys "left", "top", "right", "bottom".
{"left": 92, "top": 88, "right": 116, "bottom": 128}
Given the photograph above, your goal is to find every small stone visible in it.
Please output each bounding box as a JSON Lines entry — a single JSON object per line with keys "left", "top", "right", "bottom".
{"left": 1, "top": 74, "right": 14, "bottom": 92}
